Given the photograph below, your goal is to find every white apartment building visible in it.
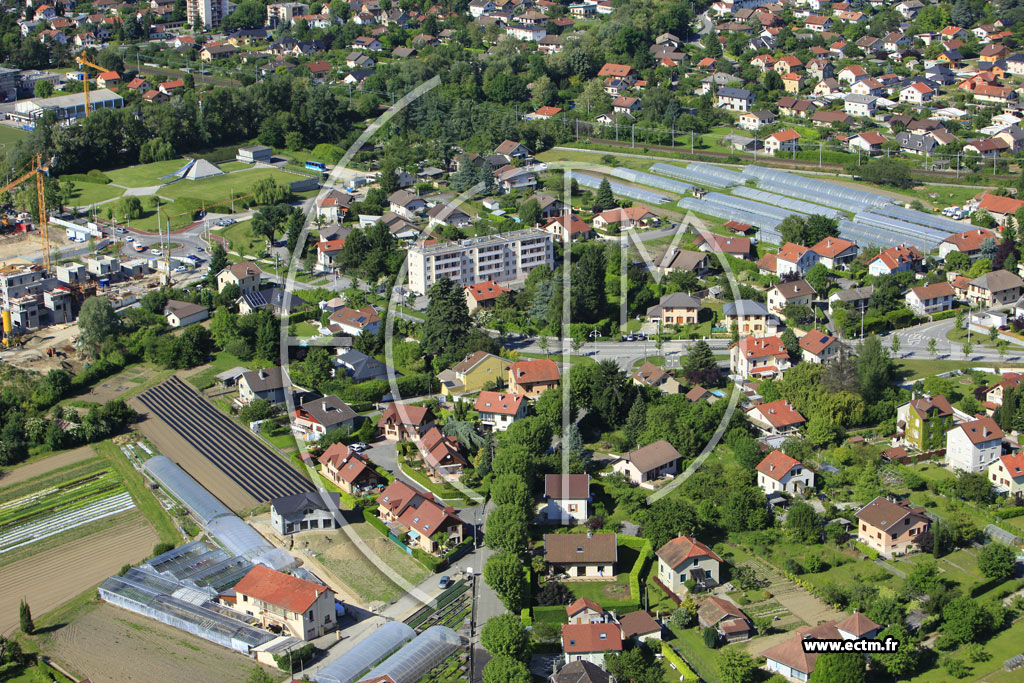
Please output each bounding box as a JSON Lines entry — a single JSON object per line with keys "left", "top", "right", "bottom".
{"left": 187, "top": 0, "right": 230, "bottom": 29}
{"left": 406, "top": 228, "right": 553, "bottom": 295}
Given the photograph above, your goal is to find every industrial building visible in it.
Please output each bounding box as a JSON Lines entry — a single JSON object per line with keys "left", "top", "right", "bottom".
{"left": 406, "top": 228, "right": 554, "bottom": 295}
{"left": 9, "top": 88, "right": 123, "bottom": 126}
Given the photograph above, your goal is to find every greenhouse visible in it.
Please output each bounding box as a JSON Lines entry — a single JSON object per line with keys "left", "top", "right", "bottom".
{"left": 677, "top": 197, "right": 784, "bottom": 234}
{"left": 741, "top": 165, "right": 891, "bottom": 213}
{"left": 869, "top": 204, "right": 966, "bottom": 234}
{"left": 312, "top": 622, "right": 417, "bottom": 683}
{"left": 607, "top": 167, "right": 695, "bottom": 196}
{"left": 142, "top": 455, "right": 232, "bottom": 526}
{"left": 731, "top": 186, "right": 844, "bottom": 220}
{"left": 357, "top": 626, "right": 464, "bottom": 683}
{"left": 650, "top": 162, "right": 744, "bottom": 188}
{"left": 574, "top": 172, "right": 670, "bottom": 204}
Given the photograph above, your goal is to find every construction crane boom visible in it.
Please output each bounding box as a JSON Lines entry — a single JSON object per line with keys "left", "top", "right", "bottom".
{"left": 74, "top": 56, "right": 107, "bottom": 117}
{"left": 0, "top": 155, "right": 51, "bottom": 270}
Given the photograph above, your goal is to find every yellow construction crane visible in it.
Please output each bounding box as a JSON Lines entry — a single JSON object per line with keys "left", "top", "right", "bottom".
{"left": 74, "top": 56, "right": 108, "bottom": 116}
{"left": 0, "top": 154, "right": 51, "bottom": 270}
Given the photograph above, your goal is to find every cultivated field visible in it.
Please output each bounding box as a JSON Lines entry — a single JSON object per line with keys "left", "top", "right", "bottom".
{"left": 0, "top": 445, "right": 97, "bottom": 489}
{"left": 39, "top": 601, "right": 277, "bottom": 683}
{"left": 134, "top": 376, "right": 312, "bottom": 509}
{"left": 0, "top": 510, "right": 157, "bottom": 635}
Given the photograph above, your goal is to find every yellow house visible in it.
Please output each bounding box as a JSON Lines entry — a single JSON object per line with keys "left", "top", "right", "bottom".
{"left": 436, "top": 350, "right": 511, "bottom": 397}
{"left": 989, "top": 452, "right": 1024, "bottom": 499}
{"left": 782, "top": 72, "right": 804, "bottom": 94}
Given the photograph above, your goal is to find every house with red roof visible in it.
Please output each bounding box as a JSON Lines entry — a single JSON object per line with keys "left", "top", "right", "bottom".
{"left": 775, "top": 242, "right": 819, "bottom": 276}
{"left": 419, "top": 426, "right": 467, "bottom": 478}
{"left": 463, "top": 280, "right": 510, "bottom": 314}
{"left": 855, "top": 496, "right": 930, "bottom": 558}
{"left": 977, "top": 193, "right": 1024, "bottom": 226}
{"left": 376, "top": 479, "right": 465, "bottom": 554}
{"left": 763, "top": 616, "right": 880, "bottom": 680}
{"left": 656, "top": 535, "right": 722, "bottom": 593}
{"left": 315, "top": 239, "right": 346, "bottom": 271}
{"left": 509, "top": 359, "right": 561, "bottom": 398}
{"left": 377, "top": 403, "right": 435, "bottom": 441}
{"left": 561, "top": 623, "right": 622, "bottom": 667}
{"left": 947, "top": 416, "right": 1004, "bottom": 473}
{"left": 327, "top": 305, "right": 380, "bottom": 336}
{"left": 318, "top": 443, "right": 384, "bottom": 494}
{"left": 527, "top": 105, "right": 563, "bottom": 120}
{"left": 698, "top": 596, "right": 752, "bottom": 643}
{"left": 695, "top": 233, "right": 752, "bottom": 259}
{"left": 474, "top": 390, "right": 526, "bottom": 431}
{"left": 867, "top": 244, "right": 923, "bottom": 276}
{"left": 847, "top": 131, "right": 888, "bottom": 156}
{"left": 229, "top": 565, "right": 336, "bottom": 640}
{"left": 592, "top": 204, "right": 659, "bottom": 230}
{"left": 810, "top": 236, "right": 858, "bottom": 269}
{"left": 730, "top": 335, "right": 791, "bottom": 380}
{"left": 799, "top": 330, "right": 838, "bottom": 363}
{"left": 756, "top": 449, "right": 815, "bottom": 495}
{"left": 542, "top": 214, "right": 593, "bottom": 241}
{"left": 596, "top": 62, "right": 637, "bottom": 84}
{"left": 566, "top": 596, "right": 606, "bottom": 624}
{"left": 989, "top": 451, "right": 1024, "bottom": 498}
{"left": 746, "top": 400, "right": 806, "bottom": 435}
{"left": 938, "top": 228, "right": 999, "bottom": 261}
{"left": 764, "top": 129, "right": 801, "bottom": 156}
{"left": 982, "top": 373, "right": 1024, "bottom": 411}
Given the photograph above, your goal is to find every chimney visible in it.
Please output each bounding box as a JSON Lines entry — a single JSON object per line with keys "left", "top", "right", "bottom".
{"left": 259, "top": 369, "right": 267, "bottom": 379}
{"left": 322, "top": 400, "right": 327, "bottom": 412}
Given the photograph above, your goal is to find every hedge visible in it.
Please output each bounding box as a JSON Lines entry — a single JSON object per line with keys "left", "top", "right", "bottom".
{"left": 521, "top": 608, "right": 532, "bottom": 626}
{"left": 931, "top": 309, "right": 959, "bottom": 322}
{"left": 64, "top": 169, "right": 112, "bottom": 184}
{"left": 362, "top": 507, "right": 389, "bottom": 535}
{"left": 854, "top": 541, "right": 880, "bottom": 560}
{"left": 994, "top": 507, "right": 1024, "bottom": 519}
{"left": 661, "top": 641, "right": 698, "bottom": 681}
{"left": 620, "top": 535, "right": 654, "bottom": 604}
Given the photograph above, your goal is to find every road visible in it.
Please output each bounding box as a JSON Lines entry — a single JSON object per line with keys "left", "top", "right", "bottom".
{"left": 890, "top": 317, "right": 1024, "bottom": 362}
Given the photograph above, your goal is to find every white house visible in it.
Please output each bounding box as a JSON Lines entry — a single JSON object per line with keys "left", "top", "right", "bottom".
{"left": 946, "top": 416, "right": 1004, "bottom": 473}
{"left": 775, "top": 242, "right": 819, "bottom": 276}
{"left": 611, "top": 440, "right": 680, "bottom": 486}
{"left": 473, "top": 391, "right": 527, "bottom": 431}
{"left": 544, "top": 473, "right": 590, "bottom": 524}
{"left": 656, "top": 535, "right": 722, "bottom": 594}
{"left": 905, "top": 282, "right": 955, "bottom": 315}
{"left": 164, "top": 300, "right": 209, "bottom": 328}
{"left": 755, "top": 450, "right": 815, "bottom": 495}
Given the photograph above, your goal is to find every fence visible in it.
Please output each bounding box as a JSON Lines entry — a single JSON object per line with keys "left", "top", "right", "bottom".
{"left": 883, "top": 449, "right": 943, "bottom": 465}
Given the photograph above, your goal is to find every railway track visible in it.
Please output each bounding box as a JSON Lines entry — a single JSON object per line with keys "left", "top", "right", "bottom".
{"left": 137, "top": 376, "right": 312, "bottom": 502}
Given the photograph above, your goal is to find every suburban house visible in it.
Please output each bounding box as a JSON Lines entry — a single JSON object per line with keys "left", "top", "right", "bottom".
{"left": 867, "top": 244, "right": 923, "bottom": 276}
{"left": 716, "top": 87, "right": 754, "bottom": 111}
{"left": 327, "top": 305, "right": 381, "bottom": 336}
{"left": 723, "top": 300, "right": 774, "bottom": 336}
{"left": 631, "top": 361, "right": 682, "bottom": 394}
{"left": 977, "top": 193, "right": 1024, "bottom": 226}
{"left": 730, "top": 335, "right": 791, "bottom": 380}
{"left": 656, "top": 248, "right": 711, "bottom": 277}
{"left": 656, "top": 535, "right": 722, "bottom": 594}
{"left": 419, "top": 427, "right": 467, "bottom": 479}
{"left": 989, "top": 452, "right": 1024, "bottom": 498}
{"left": 509, "top": 359, "right": 561, "bottom": 399}
{"left": 764, "top": 129, "right": 801, "bottom": 155}
{"left": 698, "top": 597, "right": 752, "bottom": 643}
{"left": 856, "top": 496, "right": 931, "bottom": 558}
{"left": 376, "top": 480, "right": 465, "bottom": 555}
{"left": 333, "top": 348, "right": 391, "bottom": 383}
{"left": 592, "top": 205, "right": 659, "bottom": 230}
{"left": 473, "top": 391, "right": 527, "bottom": 431}
{"left": 619, "top": 611, "right": 662, "bottom": 644}
{"left": 755, "top": 450, "right": 815, "bottom": 495}
{"left": 967, "top": 269, "right": 1024, "bottom": 307}
{"left": 229, "top": 565, "right": 335, "bottom": 640}
{"left": 561, "top": 623, "right": 622, "bottom": 667}
{"left": 217, "top": 261, "right": 262, "bottom": 294}
{"left": 544, "top": 532, "right": 617, "bottom": 579}
{"left": 544, "top": 473, "right": 590, "bottom": 524}
{"left": 775, "top": 242, "right": 820, "bottom": 276}
{"left": 270, "top": 491, "right": 340, "bottom": 535}
{"left": 938, "top": 228, "right": 1000, "bottom": 261}
{"left": 464, "top": 281, "right": 511, "bottom": 314}
{"left": 437, "top": 351, "right": 510, "bottom": 397}
{"left": 566, "top": 597, "right": 607, "bottom": 625}
{"left": 164, "top": 300, "right": 209, "bottom": 328}
{"left": 763, "top": 617, "right": 880, "bottom": 681}
{"left": 377, "top": 404, "right": 435, "bottom": 441}
{"left": 946, "top": 416, "right": 1004, "bottom": 473}
{"left": 542, "top": 214, "right": 594, "bottom": 241}
{"left": 612, "top": 440, "right": 681, "bottom": 486}
{"left": 696, "top": 233, "right": 752, "bottom": 259}
{"left": 799, "top": 331, "right": 838, "bottom": 364}
{"left": 896, "top": 395, "right": 954, "bottom": 451}
{"left": 292, "top": 396, "right": 358, "bottom": 442}
{"left": 388, "top": 190, "right": 427, "bottom": 219}
{"left": 811, "top": 236, "right": 858, "bottom": 269}
{"left": 906, "top": 282, "right": 956, "bottom": 316}
{"left": 982, "top": 373, "right": 1024, "bottom": 410}
{"left": 738, "top": 110, "right": 777, "bottom": 130}
{"left": 644, "top": 292, "right": 701, "bottom": 325}
{"left": 318, "top": 443, "right": 384, "bottom": 495}
{"left": 767, "top": 280, "right": 815, "bottom": 314}
{"left": 829, "top": 286, "right": 874, "bottom": 315}
{"left": 237, "top": 367, "right": 290, "bottom": 405}
{"left": 746, "top": 400, "right": 806, "bottom": 435}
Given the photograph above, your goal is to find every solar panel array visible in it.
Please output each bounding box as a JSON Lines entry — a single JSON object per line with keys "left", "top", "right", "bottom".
{"left": 608, "top": 167, "right": 697, "bottom": 196}
{"left": 650, "top": 162, "right": 744, "bottom": 189}
{"left": 741, "top": 165, "right": 892, "bottom": 213}
{"left": 732, "top": 186, "right": 844, "bottom": 220}
{"left": 869, "top": 204, "right": 966, "bottom": 234}
{"left": 677, "top": 197, "right": 783, "bottom": 242}
{"left": 574, "top": 172, "right": 671, "bottom": 204}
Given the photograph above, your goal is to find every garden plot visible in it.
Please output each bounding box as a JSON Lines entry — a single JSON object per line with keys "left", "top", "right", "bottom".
{"left": 0, "top": 467, "right": 134, "bottom": 554}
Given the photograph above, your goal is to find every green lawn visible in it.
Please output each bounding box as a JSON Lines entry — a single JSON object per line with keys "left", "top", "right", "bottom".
{"left": 66, "top": 181, "right": 124, "bottom": 207}
{"left": 92, "top": 440, "right": 180, "bottom": 546}
{"left": 186, "top": 349, "right": 267, "bottom": 390}
{"left": 908, "top": 617, "right": 1024, "bottom": 682}
{"left": 218, "top": 219, "right": 265, "bottom": 258}
{"left": 292, "top": 321, "right": 320, "bottom": 337}
{"left": 0, "top": 660, "right": 74, "bottom": 683}
{"left": 105, "top": 159, "right": 192, "bottom": 187}
{"left": 895, "top": 359, "right": 1024, "bottom": 381}
{"left": 0, "top": 124, "right": 29, "bottom": 147}
{"left": 160, "top": 167, "right": 307, "bottom": 205}
{"left": 217, "top": 161, "right": 252, "bottom": 172}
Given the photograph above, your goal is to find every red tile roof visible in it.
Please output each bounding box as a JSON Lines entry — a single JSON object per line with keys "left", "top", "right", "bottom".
{"left": 562, "top": 623, "right": 623, "bottom": 654}
{"left": 756, "top": 449, "right": 805, "bottom": 481}
{"left": 656, "top": 535, "right": 722, "bottom": 568}
{"left": 798, "top": 331, "right": 836, "bottom": 356}
{"left": 566, "top": 597, "right": 604, "bottom": 618}
{"left": 734, "top": 335, "right": 788, "bottom": 360}
{"left": 473, "top": 391, "right": 523, "bottom": 416}
{"left": 510, "top": 359, "right": 560, "bottom": 385}
{"left": 996, "top": 452, "right": 1024, "bottom": 478}
{"left": 597, "top": 63, "right": 634, "bottom": 77}
{"left": 954, "top": 416, "right": 1004, "bottom": 445}
{"left": 464, "top": 280, "right": 510, "bottom": 302}
{"left": 749, "top": 400, "right": 806, "bottom": 428}
{"left": 978, "top": 193, "right": 1024, "bottom": 216}
{"left": 942, "top": 228, "right": 999, "bottom": 252}
{"left": 777, "top": 242, "right": 811, "bottom": 263}
{"left": 233, "top": 565, "right": 329, "bottom": 614}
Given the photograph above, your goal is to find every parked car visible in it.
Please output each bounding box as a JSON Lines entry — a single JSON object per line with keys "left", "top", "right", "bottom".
{"left": 114, "top": 227, "right": 126, "bottom": 233}
{"left": 151, "top": 250, "right": 163, "bottom": 256}
{"left": 438, "top": 575, "right": 452, "bottom": 589}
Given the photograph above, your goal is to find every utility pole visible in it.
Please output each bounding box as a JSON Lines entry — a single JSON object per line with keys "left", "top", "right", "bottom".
{"left": 819, "top": 141, "right": 822, "bottom": 168}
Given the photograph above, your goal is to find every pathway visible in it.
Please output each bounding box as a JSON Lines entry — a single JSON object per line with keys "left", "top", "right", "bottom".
{"left": 875, "top": 559, "right": 907, "bottom": 579}
{"left": 741, "top": 559, "right": 846, "bottom": 626}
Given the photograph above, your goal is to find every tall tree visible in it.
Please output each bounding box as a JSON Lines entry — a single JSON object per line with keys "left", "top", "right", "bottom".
{"left": 421, "top": 277, "right": 472, "bottom": 366}
{"left": 484, "top": 550, "right": 525, "bottom": 610}
{"left": 480, "top": 614, "right": 530, "bottom": 662}
{"left": 594, "top": 177, "right": 615, "bottom": 212}
{"left": 809, "top": 653, "right": 866, "bottom": 683}
{"left": 18, "top": 600, "right": 33, "bottom": 635}
{"left": 78, "top": 296, "right": 120, "bottom": 354}
{"left": 482, "top": 656, "right": 531, "bottom": 683}
{"left": 571, "top": 243, "right": 608, "bottom": 322}
{"left": 855, "top": 334, "right": 894, "bottom": 403}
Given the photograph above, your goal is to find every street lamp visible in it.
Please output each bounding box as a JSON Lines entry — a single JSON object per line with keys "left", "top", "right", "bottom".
{"left": 589, "top": 329, "right": 598, "bottom": 357}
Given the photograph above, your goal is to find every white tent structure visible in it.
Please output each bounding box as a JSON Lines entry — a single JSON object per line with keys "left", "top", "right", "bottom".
{"left": 172, "top": 158, "right": 225, "bottom": 181}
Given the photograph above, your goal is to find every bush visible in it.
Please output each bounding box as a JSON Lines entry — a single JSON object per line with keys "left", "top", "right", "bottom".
{"left": 273, "top": 643, "right": 316, "bottom": 671}
{"left": 784, "top": 558, "right": 805, "bottom": 575}
{"left": 152, "top": 542, "right": 175, "bottom": 557}
{"left": 702, "top": 626, "right": 718, "bottom": 648}
{"left": 855, "top": 541, "right": 880, "bottom": 560}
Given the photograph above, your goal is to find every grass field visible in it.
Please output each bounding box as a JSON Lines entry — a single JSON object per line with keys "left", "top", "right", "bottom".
{"left": 92, "top": 439, "right": 180, "bottom": 546}
{"left": 66, "top": 180, "right": 124, "bottom": 207}
{"left": 159, "top": 167, "right": 306, "bottom": 204}
{"left": 0, "top": 124, "right": 29, "bottom": 147}
{"left": 219, "top": 219, "right": 264, "bottom": 258}
{"left": 105, "top": 159, "right": 191, "bottom": 187}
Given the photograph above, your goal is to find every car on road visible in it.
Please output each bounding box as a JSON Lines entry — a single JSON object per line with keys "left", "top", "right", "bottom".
{"left": 174, "top": 265, "right": 187, "bottom": 272}
{"left": 151, "top": 249, "right": 163, "bottom": 256}
{"left": 114, "top": 227, "right": 126, "bottom": 233}
{"left": 215, "top": 217, "right": 235, "bottom": 227}
{"left": 438, "top": 576, "right": 452, "bottom": 589}
{"left": 349, "top": 443, "right": 368, "bottom": 452}
{"left": 196, "top": 246, "right": 204, "bottom": 252}
{"left": 125, "top": 236, "right": 134, "bottom": 242}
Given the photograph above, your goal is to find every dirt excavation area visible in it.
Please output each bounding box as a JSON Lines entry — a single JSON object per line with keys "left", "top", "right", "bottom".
{"left": 0, "top": 511, "right": 157, "bottom": 634}
{"left": 40, "top": 602, "right": 278, "bottom": 683}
